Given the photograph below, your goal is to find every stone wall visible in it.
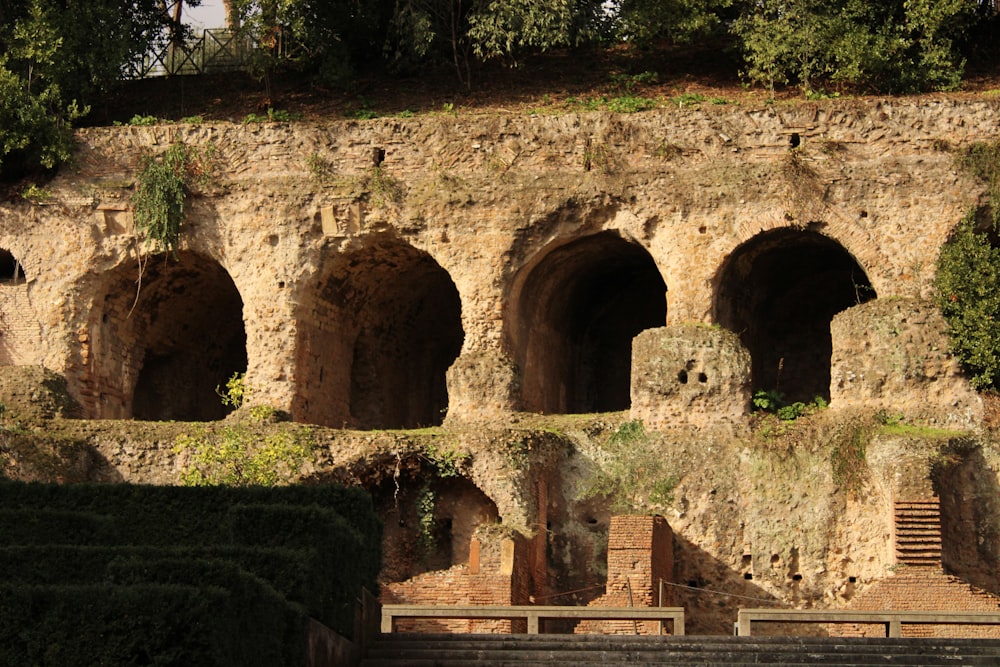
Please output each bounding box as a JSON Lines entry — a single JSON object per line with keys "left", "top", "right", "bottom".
{"left": 831, "top": 299, "right": 982, "bottom": 429}
{"left": 0, "top": 98, "right": 994, "bottom": 427}
{"left": 3, "top": 99, "right": 1000, "bottom": 634}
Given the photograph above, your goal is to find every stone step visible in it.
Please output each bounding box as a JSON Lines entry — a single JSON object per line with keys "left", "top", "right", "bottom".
{"left": 896, "top": 527, "right": 942, "bottom": 535}
{"left": 896, "top": 544, "right": 943, "bottom": 552}
{"left": 360, "top": 634, "right": 1000, "bottom": 667}
{"left": 369, "top": 634, "right": 1000, "bottom": 650}
{"left": 364, "top": 645, "right": 1000, "bottom": 660}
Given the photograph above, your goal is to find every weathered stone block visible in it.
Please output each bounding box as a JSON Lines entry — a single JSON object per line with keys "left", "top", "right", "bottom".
{"left": 830, "top": 298, "right": 982, "bottom": 428}
{"left": 629, "top": 325, "right": 751, "bottom": 430}
{"left": 445, "top": 350, "right": 520, "bottom": 422}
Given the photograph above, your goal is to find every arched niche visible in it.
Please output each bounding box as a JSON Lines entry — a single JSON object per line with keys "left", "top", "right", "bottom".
{"left": 294, "top": 234, "right": 464, "bottom": 429}
{"left": 376, "top": 472, "right": 501, "bottom": 581}
{"left": 90, "top": 252, "right": 246, "bottom": 420}
{"left": 506, "top": 231, "right": 668, "bottom": 414}
{"left": 0, "top": 249, "right": 26, "bottom": 285}
{"left": 714, "top": 228, "right": 875, "bottom": 403}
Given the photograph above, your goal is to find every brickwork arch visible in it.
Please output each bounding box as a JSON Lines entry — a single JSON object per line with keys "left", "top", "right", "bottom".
{"left": 505, "top": 231, "right": 667, "bottom": 414}
{"left": 85, "top": 252, "right": 247, "bottom": 420}
{"left": 713, "top": 228, "right": 875, "bottom": 403}
{"left": 293, "top": 233, "right": 464, "bottom": 429}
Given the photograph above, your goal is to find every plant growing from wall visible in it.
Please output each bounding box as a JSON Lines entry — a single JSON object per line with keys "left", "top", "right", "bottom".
{"left": 828, "top": 414, "right": 877, "bottom": 495}
{"left": 132, "top": 142, "right": 216, "bottom": 254}
{"left": 363, "top": 166, "right": 403, "bottom": 208}
{"left": 416, "top": 482, "right": 438, "bottom": 559}
{"left": 934, "top": 141, "right": 1000, "bottom": 390}
{"left": 752, "top": 389, "right": 827, "bottom": 421}
{"left": 934, "top": 211, "right": 1000, "bottom": 390}
{"left": 216, "top": 372, "right": 249, "bottom": 409}
{"left": 173, "top": 425, "right": 315, "bottom": 487}
{"left": 421, "top": 441, "right": 468, "bottom": 478}
{"left": 583, "top": 419, "right": 680, "bottom": 511}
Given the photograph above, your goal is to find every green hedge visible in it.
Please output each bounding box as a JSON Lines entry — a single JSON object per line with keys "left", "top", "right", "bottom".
{"left": 0, "top": 481, "right": 382, "bottom": 639}
{"left": 0, "top": 508, "right": 118, "bottom": 546}
{"left": 0, "top": 481, "right": 381, "bottom": 548}
{"left": 0, "top": 583, "right": 305, "bottom": 667}
{"left": 0, "top": 545, "right": 327, "bottom": 624}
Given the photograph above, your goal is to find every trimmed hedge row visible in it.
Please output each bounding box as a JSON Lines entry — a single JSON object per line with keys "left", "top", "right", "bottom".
{"left": 0, "top": 480, "right": 383, "bottom": 659}
{"left": 0, "top": 583, "right": 306, "bottom": 667}
{"left": 0, "top": 508, "right": 118, "bottom": 546}
{"left": 0, "top": 545, "right": 327, "bottom": 624}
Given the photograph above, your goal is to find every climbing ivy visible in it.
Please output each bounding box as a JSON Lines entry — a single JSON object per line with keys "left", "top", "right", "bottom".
{"left": 132, "top": 142, "right": 215, "bottom": 253}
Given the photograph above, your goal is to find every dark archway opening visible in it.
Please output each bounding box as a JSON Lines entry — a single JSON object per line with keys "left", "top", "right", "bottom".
{"left": 0, "top": 249, "right": 26, "bottom": 284}
{"left": 509, "top": 231, "right": 667, "bottom": 414}
{"left": 297, "top": 236, "right": 464, "bottom": 429}
{"left": 714, "top": 229, "right": 875, "bottom": 403}
{"left": 95, "top": 252, "right": 246, "bottom": 421}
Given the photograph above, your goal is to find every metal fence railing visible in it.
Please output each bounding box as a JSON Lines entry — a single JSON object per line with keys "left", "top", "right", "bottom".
{"left": 124, "top": 29, "right": 282, "bottom": 78}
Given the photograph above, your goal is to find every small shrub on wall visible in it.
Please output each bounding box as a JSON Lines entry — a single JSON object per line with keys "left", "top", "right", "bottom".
{"left": 132, "top": 142, "right": 217, "bottom": 253}
{"left": 935, "top": 212, "right": 1000, "bottom": 390}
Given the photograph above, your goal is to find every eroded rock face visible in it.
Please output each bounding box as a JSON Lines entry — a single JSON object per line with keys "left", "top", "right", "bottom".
{"left": 0, "top": 98, "right": 992, "bottom": 424}
{"left": 0, "top": 365, "right": 80, "bottom": 422}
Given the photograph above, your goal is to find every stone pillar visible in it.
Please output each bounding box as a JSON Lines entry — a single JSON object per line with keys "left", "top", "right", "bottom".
{"left": 830, "top": 298, "right": 982, "bottom": 428}
{"left": 444, "top": 350, "right": 520, "bottom": 423}
{"left": 630, "top": 325, "right": 751, "bottom": 430}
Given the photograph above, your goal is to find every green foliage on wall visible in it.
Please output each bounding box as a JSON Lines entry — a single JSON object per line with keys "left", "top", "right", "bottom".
{"left": 583, "top": 419, "right": 680, "bottom": 511}
{"left": 935, "top": 212, "right": 1000, "bottom": 390}
{"left": 174, "top": 425, "right": 315, "bottom": 487}
{"left": 132, "top": 142, "right": 216, "bottom": 254}
{"left": 934, "top": 140, "right": 1000, "bottom": 390}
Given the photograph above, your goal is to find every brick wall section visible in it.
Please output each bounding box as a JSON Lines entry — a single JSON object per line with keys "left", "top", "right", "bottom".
{"left": 381, "top": 531, "right": 531, "bottom": 633}
{"left": 831, "top": 497, "right": 1000, "bottom": 638}
{"left": 0, "top": 285, "right": 42, "bottom": 366}
{"left": 832, "top": 566, "right": 1000, "bottom": 638}
{"left": 575, "top": 515, "right": 674, "bottom": 635}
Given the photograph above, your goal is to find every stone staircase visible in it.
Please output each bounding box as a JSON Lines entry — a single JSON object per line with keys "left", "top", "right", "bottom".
{"left": 361, "top": 633, "right": 1000, "bottom": 666}
{"left": 894, "top": 500, "right": 943, "bottom": 567}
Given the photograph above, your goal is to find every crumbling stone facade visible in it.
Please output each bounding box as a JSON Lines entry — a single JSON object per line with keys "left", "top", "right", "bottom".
{"left": 1, "top": 98, "right": 999, "bottom": 633}
{"left": 0, "top": 98, "right": 992, "bottom": 428}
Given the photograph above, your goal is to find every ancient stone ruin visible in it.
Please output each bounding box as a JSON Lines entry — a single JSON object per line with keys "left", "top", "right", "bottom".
{"left": 2, "top": 98, "right": 1000, "bottom": 634}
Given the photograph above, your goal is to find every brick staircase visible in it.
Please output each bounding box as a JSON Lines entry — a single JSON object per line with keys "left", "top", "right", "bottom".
{"left": 361, "top": 633, "right": 1000, "bottom": 666}
{"left": 894, "top": 500, "right": 943, "bottom": 567}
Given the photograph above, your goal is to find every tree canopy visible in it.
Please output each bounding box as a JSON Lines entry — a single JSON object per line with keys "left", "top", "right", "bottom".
{"left": 2, "top": 0, "right": 1000, "bottom": 177}
{"left": 0, "top": 0, "right": 185, "bottom": 178}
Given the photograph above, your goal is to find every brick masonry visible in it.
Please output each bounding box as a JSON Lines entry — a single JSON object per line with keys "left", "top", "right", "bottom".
{"left": 576, "top": 515, "right": 674, "bottom": 635}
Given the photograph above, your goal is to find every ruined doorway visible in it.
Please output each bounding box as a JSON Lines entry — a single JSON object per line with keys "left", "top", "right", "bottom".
{"left": 294, "top": 234, "right": 464, "bottom": 429}
{"left": 0, "top": 248, "right": 27, "bottom": 366}
{"left": 0, "top": 249, "right": 25, "bottom": 284}
{"left": 91, "top": 252, "right": 246, "bottom": 420}
{"left": 714, "top": 229, "right": 875, "bottom": 403}
{"left": 507, "top": 231, "right": 667, "bottom": 414}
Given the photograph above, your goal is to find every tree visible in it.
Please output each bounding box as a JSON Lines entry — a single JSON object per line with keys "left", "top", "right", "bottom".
{"left": 0, "top": 0, "right": 82, "bottom": 177}
{"left": 732, "top": 0, "right": 978, "bottom": 93}
{"left": 935, "top": 213, "right": 1000, "bottom": 390}
{"left": 0, "top": 0, "right": 176, "bottom": 178}
{"left": 612, "top": 0, "right": 733, "bottom": 46}
{"left": 468, "top": 0, "right": 604, "bottom": 65}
